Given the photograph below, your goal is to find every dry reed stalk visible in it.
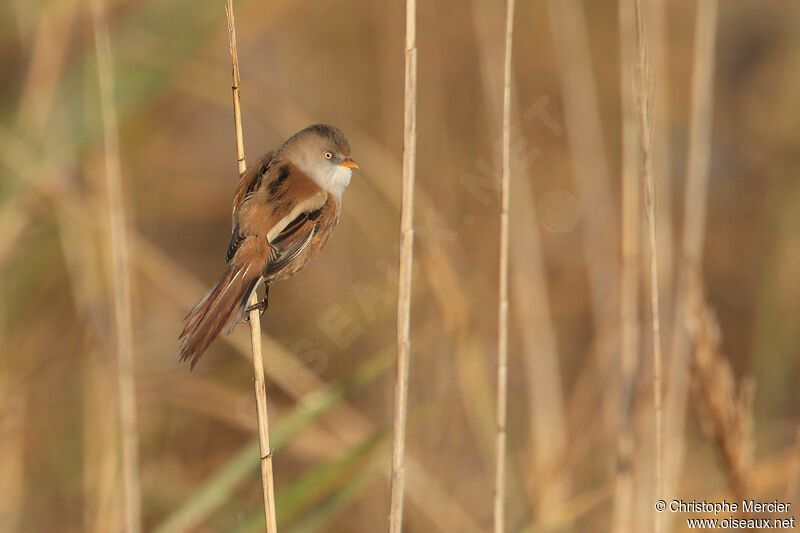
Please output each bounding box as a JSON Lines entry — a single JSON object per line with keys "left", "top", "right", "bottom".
{"left": 664, "top": 0, "right": 718, "bottom": 516}
{"left": 546, "top": 0, "right": 619, "bottom": 329}
{"left": 16, "top": 5, "right": 73, "bottom": 134}
{"left": 685, "top": 273, "right": 754, "bottom": 501}
{"left": 631, "top": 2, "right": 663, "bottom": 531}
{"left": 224, "top": 1, "right": 278, "bottom": 531}
{"left": 509, "top": 166, "right": 570, "bottom": 515}
{"left": 547, "top": 0, "right": 622, "bottom": 453}
{"left": 467, "top": 7, "right": 568, "bottom": 511}
{"left": 647, "top": 0, "right": 675, "bottom": 334}
{"left": 632, "top": 2, "right": 672, "bottom": 528}
{"left": 388, "top": 0, "right": 417, "bottom": 530}
{"left": 52, "top": 188, "right": 124, "bottom": 532}
{"left": 89, "top": 0, "right": 141, "bottom": 530}
{"left": 83, "top": 351, "right": 123, "bottom": 532}
{"left": 493, "top": 1, "right": 515, "bottom": 531}
{"left": 14, "top": 7, "right": 112, "bottom": 526}
{"left": 612, "top": 0, "right": 641, "bottom": 531}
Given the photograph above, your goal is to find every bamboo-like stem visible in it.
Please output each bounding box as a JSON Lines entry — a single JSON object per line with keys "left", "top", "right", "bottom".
{"left": 648, "top": 0, "right": 674, "bottom": 337}
{"left": 470, "top": 0, "right": 570, "bottom": 508}
{"left": 388, "top": 0, "right": 417, "bottom": 530}
{"left": 89, "top": 1, "right": 141, "bottom": 531}
{"left": 664, "top": 1, "right": 719, "bottom": 519}
{"left": 612, "top": 0, "right": 641, "bottom": 531}
{"left": 546, "top": 0, "right": 619, "bottom": 329}
{"left": 224, "top": 1, "right": 278, "bottom": 531}
{"left": 547, "top": 0, "right": 622, "bottom": 446}
{"left": 632, "top": 2, "right": 663, "bottom": 532}
{"left": 493, "top": 1, "right": 515, "bottom": 532}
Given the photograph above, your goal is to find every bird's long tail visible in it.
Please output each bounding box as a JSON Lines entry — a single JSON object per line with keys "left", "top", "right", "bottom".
{"left": 179, "top": 262, "right": 261, "bottom": 368}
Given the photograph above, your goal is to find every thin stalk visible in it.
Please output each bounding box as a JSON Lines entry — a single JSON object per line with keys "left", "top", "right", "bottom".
{"left": 632, "top": 1, "right": 663, "bottom": 532}
{"left": 471, "top": 0, "right": 567, "bottom": 518}
{"left": 494, "top": 1, "right": 515, "bottom": 532}
{"left": 89, "top": 0, "right": 141, "bottom": 531}
{"left": 547, "top": 0, "right": 621, "bottom": 446}
{"left": 612, "top": 0, "right": 641, "bottom": 531}
{"left": 664, "top": 1, "right": 719, "bottom": 520}
{"left": 225, "top": 1, "right": 277, "bottom": 531}
{"left": 546, "top": 0, "right": 619, "bottom": 330}
{"left": 648, "top": 0, "right": 675, "bottom": 337}
{"left": 388, "top": 0, "right": 417, "bottom": 530}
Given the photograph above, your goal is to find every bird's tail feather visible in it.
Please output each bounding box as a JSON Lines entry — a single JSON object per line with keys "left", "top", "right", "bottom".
{"left": 179, "top": 263, "right": 260, "bottom": 368}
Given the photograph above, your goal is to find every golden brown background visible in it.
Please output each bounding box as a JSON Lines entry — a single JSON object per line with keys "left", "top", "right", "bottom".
{"left": 1, "top": 0, "right": 799, "bottom": 531}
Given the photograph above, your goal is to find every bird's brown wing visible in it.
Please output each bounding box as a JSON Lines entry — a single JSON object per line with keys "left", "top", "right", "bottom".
{"left": 233, "top": 151, "right": 274, "bottom": 213}
{"left": 232, "top": 159, "right": 329, "bottom": 275}
{"left": 226, "top": 151, "right": 274, "bottom": 262}
{"left": 264, "top": 203, "right": 326, "bottom": 277}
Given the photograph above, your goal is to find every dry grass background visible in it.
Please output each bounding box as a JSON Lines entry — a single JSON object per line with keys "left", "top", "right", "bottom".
{"left": 1, "top": 0, "right": 800, "bottom": 531}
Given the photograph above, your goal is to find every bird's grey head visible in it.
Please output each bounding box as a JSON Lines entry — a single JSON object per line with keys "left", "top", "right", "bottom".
{"left": 276, "top": 124, "right": 358, "bottom": 197}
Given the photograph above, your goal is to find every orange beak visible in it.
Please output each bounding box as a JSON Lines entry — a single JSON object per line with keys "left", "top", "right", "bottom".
{"left": 341, "top": 157, "right": 359, "bottom": 169}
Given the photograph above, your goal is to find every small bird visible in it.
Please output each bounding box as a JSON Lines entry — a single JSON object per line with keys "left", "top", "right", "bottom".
{"left": 179, "top": 124, "right": 358, "bottom": 367}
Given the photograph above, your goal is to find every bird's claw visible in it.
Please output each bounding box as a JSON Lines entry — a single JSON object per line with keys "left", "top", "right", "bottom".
{"left": 243, "top": 298, "right": 268, "bottom": 322}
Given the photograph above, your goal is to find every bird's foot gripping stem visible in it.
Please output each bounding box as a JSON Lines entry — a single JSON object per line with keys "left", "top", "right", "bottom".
{"left": 243, "top": 286, "right": 269, "bottom": 321}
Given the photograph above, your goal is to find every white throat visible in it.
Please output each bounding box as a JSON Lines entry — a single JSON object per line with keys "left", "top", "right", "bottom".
{"left": 299, "top": 161, "right": 352, "bottom": 197}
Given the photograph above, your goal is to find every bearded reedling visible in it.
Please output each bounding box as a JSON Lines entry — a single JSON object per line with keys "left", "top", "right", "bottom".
{"left": 180, "top": 124, "right": 358, "bottom": 368}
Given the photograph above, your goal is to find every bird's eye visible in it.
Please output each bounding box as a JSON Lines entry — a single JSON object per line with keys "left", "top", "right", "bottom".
{"left": 323, "top": 151, "right": 333, "bottom": 160}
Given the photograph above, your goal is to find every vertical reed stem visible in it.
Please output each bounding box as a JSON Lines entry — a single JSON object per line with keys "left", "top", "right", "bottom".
{"left": 632, "top": 2, "right": 663, "bottom": 532}
{"left": 89, "top": 1, "right": 141, "bottom": 531}
{"left": 664, "top": 0, "right": 719, "bottom": 523}
{"left": 612, "top": 0, "right": 641, "bottom": 531}
{"left": 388, "top": 0, "right": 417, "bottom": 530}
{"left": 225, "top": 1, "right": 278, "bottom": 531}
{"left": 494, "top": 1, "right": 515, "bottom": 532}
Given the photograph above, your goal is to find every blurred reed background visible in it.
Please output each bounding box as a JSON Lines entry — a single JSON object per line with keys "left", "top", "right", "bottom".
{"left": 1, "top": 0, "right": 799, "bottom": 531}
